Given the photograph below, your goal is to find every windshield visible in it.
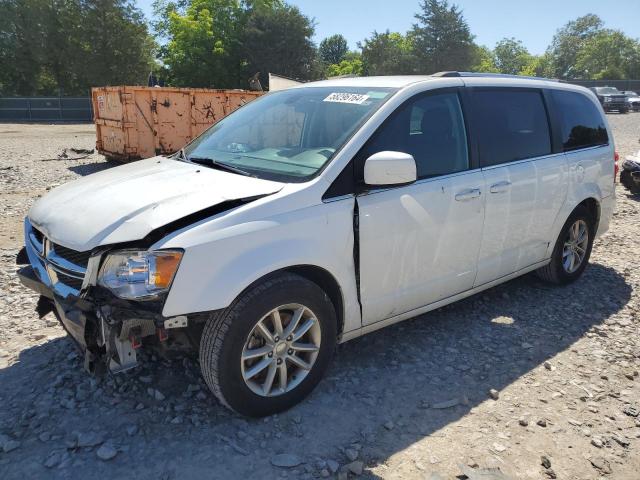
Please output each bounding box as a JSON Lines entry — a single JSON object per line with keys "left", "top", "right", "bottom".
{"left": 183, "top": 86, "right": 396, "bottom": 182}
{"left": 596, "top": 87, "right": 621, "bottom": 94}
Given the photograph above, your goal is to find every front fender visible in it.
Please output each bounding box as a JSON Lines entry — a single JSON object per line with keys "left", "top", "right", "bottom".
{"left": 159, "top": 199, "right": 361, "bottom": 334}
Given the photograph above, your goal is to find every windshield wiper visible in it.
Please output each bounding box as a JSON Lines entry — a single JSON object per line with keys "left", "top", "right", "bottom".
{"left": 188, "top": 156, "right": 254, "bottom": 177}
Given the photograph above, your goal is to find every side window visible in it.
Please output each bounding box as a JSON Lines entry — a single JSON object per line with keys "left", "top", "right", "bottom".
{"left": 551, "top": 90, "right": 608, "bottom": 151}
{"left": 364, "top": 92, "right": 469, "bottom": 179}
{"left": 472, "top": 89, "right": 551, "bottom": 167}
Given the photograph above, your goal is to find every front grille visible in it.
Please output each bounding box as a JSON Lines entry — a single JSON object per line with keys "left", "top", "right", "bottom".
{"left": 26, "top": 219, "right": 89, "bottom": 296}
{"left": 54, "top": 270, "right": 84, "bottom": 291}
{"left": 51, "top": 243, "right": 91, "bottom": 268}
{"left": 32, "top": 227, "right": 44, "bottom": 244}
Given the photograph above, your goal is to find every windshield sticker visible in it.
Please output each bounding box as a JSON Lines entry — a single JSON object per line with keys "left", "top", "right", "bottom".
{"left": 366, "top": 91, "right": 389, "bottom": 99}
{"left": 323, "top": 92, "right": 370, "bottom": 104}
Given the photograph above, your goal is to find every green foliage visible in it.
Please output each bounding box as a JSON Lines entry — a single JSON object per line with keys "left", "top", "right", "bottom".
{"left": 160, "top": 1, "right": 318, "bottom": 88}
{"left": 160, "top": 0, "right": 245, "bottom": 88}
{"left": 547, "top": 14, "right": 604, "bottom": 79}
{"left": 359, "top": 31, "right": 416, "bottom": 75}
{"left": 574, "top": 30, "right": 640, "bottom": 79}
{"left": 319, "top": 34, "right": 348, "bottom": 66}
{"left": 519, "top": 53, "right": 555, "bottom": 78}
{"left": 493, "top": 37, "right": 532, "bottom": 75}
{"left": 4, "top": 0, "right": 640, "bottom": 96}
{"left": 411, "top": 0, "right": 475, "bottom": 73}
{"left": 240, "top": 4, "right": 320, "bottom": 87}
{"left": 326, "top": 52, "right": 363, "bottom": 77}
{"left": 469, "top": 45, "right": 499, "bottom": 73}
{"left": 0, "top": 0, "right": 155, "bottom": 96}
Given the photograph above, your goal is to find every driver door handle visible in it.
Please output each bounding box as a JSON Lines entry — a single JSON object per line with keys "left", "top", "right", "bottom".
{"left": 490, "top": 181, "right": 512, "bottom": 194}
{"left": 455, "top": 188, "right": 482, "bottom": 201}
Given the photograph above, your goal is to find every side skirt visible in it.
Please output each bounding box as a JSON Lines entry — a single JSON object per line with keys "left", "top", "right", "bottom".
{"left": 339, "top": 258, "right": 551, "bottom": 343}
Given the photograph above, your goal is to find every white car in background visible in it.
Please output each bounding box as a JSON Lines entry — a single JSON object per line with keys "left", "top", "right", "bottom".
{"left": 18, "top": 73, "right": 616, "bottom": 416}
{"left": 621, "top": 91, "right": 640, "bottom": 111}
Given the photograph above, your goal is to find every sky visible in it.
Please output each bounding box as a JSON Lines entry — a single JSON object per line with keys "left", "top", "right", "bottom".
{"left": 137, "top": 0, "right": 639, "bottom": 54}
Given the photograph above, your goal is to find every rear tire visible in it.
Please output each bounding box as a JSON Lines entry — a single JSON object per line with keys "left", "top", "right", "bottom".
{"left": 199, "top": 272, "right": 337, "bottom": 417}
{"left": 536, "top": 205, "right": 595, "bottom": 284}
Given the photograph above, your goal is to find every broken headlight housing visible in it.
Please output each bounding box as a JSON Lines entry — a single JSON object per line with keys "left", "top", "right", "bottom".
{"left": 98, "top": 249, "right": 183, "bottom": 299}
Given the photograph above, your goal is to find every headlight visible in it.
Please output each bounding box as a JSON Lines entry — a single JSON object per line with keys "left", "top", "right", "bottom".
{"left": 98, "top": 249, "right": 183, "bottom": 299}
{"left": 604, "top": 97, "right": 612, "bottom": 102}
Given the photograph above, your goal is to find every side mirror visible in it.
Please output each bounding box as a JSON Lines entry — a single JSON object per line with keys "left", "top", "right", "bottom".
{"left": 364, "top": 151, "right": 417, "bottom": 186}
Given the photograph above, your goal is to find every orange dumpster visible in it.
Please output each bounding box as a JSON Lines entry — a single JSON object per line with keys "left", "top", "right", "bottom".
{"left": 91, "top": 86, "right": 262, "bottom": 161}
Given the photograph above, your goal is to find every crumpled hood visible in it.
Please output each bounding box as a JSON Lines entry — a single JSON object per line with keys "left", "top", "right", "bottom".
{"left": 28, "top": 157, "right": 283, "bottom": 251}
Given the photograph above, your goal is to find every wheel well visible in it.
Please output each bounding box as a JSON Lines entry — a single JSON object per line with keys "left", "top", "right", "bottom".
{"left": 283, "top": 265, "right": 345, "bottom": 336}
{"left": 577, "top": 197, "right": 600, "bottom": 230}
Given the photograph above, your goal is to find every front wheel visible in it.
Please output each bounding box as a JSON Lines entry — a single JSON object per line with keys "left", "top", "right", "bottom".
{"left": 199, "top": 273, "right": 337, "bottom": 416}
{"left": 536, "top": 206, "right": 595, "bottom": 284}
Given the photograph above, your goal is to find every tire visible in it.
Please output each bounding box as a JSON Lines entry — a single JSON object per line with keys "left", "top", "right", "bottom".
{"left": 199, "top": 272, "right": 337, "bottom": 417}
{"left": 536, "top": 205, "right": 595, "bottom": 284}
{"left": 621, "top": 170, "right": 640, "bottom": 194}
{"left": 620, "top": 108, "right": 629, "bottom": 114}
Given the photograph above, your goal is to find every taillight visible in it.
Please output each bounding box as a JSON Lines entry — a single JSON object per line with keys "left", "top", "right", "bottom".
{"left": 614, "top": 151, "right": 619, "bottom": 181}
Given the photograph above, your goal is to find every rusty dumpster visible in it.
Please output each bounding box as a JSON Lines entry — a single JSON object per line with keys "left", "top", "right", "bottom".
{"left": 91, "top": 86, "right": 262, "bottom": 161}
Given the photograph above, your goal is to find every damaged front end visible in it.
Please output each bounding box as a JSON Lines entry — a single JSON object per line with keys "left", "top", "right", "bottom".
{"left": 16, "top": 218, "right": 199, "bottom": 374}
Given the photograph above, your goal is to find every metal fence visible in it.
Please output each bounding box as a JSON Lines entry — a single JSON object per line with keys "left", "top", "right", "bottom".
{"left": 562, "top": 79, "right": 640, "bottom": 92}
{"left": 0, "top": 97, "right": 92, "bottom": 122}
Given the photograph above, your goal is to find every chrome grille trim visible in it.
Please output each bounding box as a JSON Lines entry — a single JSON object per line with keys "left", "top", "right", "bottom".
{"left": 24, "top": 217, "right": 90, "bottom": 298}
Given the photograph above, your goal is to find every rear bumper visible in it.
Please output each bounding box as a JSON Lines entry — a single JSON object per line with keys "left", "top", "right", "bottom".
{"left": 603, "top": 103, "right": 628, "bottom": 111}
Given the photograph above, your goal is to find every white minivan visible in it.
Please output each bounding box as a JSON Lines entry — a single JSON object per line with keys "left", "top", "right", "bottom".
{"left": 18, "top": 73, "right": 616, "bottom": 416}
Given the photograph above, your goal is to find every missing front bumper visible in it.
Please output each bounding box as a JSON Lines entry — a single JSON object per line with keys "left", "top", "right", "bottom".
{"left": 16, "top": 265, "right": 161, "bottom": 374}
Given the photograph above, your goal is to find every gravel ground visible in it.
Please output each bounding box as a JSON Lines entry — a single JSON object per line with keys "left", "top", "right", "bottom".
{"left": 0, "top": 115, "right": 639, "bottom": 480}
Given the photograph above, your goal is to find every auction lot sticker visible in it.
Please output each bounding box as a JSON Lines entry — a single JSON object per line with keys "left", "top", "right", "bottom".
{"left": 323, "top": 92, "right": 370, "bottom": 104}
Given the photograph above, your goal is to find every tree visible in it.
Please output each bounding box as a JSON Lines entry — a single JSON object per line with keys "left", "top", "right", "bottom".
{"left": 493, "top": 37, "right": 532, "bottom": 75}
{"left": 547, "top": 14, "right": 603, "bottom": 79}
{"left": 359, "top": 31, "right": 416, "bottom": 75}
{"left": 574, "top": 30, "right": 640, "bottom": 79}
{"left": 0, "top": 0, "right": 155, "bottom": 96}
{"left": 319, "top": 34, "right": 348, "bottom": 66}
{"left": 519, "top": 53, "right": 555, "bottom": 78}
{"left": 469, "top": 45, "right": 499, "bottom": 73}
{"left": 240, "top": 4, "right": 319, "bottom": 88}
{"left": 160, "top": 0, "right": 246, "bottom": 88}
{"left": 411, "top": 0, "right": 475, "bottom": 73}
{"left": 325, "top": 52, "right": 363, "bottom": 77}
{"left": 82, "top": 0, "right": 156, "bottom": 91}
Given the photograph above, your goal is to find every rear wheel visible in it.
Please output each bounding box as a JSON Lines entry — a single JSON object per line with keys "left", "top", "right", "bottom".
{"left": 536, "top": 206, "right": 595, "bottom": 284}
{"left": 199, "top": 273, "right": 337, "bottom": 416}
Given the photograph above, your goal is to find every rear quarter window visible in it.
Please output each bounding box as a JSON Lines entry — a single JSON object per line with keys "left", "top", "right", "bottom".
{"left": 550, "top": 90, "right": 608, "bottom": 151}
{"left": 471, "top": 89, "right": 552, "bottom": 167}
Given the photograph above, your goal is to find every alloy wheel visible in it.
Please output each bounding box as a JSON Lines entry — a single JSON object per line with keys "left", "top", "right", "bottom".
{"left": 240, "top": 304, "right": 321, "bottom": 397}
{"left": 562, "top": 219, "right": 589, "bottom": 274}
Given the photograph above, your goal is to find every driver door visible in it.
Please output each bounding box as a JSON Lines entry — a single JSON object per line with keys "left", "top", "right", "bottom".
{"left": 357, "top": 90, "right": 485, "bottom": 325}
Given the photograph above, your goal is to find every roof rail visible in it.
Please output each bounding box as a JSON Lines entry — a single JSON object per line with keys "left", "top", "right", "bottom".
{"left": 430, "top": 71, "right": 558, "bottom": 82}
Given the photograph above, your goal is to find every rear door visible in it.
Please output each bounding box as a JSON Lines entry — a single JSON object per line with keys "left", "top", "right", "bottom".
{"left": 356, "top": 90, "right": 485, "bottom": 325}
{"left": 470, "top": 88, "right": 566, "bottom": 286}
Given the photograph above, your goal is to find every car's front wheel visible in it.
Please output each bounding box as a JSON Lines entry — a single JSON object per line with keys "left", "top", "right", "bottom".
{"left": 199, "top": 272, "right": 337, "bottom": 416}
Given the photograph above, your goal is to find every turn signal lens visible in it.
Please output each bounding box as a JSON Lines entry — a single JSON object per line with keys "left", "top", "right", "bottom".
{"left": 149, "top": 251, "right": 183, "bottom": 289}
